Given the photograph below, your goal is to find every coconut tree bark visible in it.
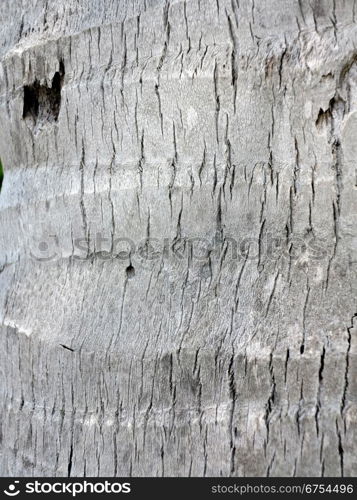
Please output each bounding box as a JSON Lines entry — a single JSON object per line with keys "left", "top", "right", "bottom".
{"left": 0, "top": 0, "right": 357, "bottom": 477}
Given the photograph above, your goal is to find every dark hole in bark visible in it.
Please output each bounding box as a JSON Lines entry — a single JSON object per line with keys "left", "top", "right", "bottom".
{"left": 126, "top": 265, "right": 135, "bottom": 279}
{"left": 315, "top": 107, "right": 331, "bottom": 129}
{"left": 23, "top": 61, "right": 64, "bottom": 125}
{"left": 316, "top": 96, "right": 345, "bottom": 130}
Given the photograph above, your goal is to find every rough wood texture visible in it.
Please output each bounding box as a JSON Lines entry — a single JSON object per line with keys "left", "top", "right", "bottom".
{"left": 1, "top": 0, "right": 357, "bottom": 477}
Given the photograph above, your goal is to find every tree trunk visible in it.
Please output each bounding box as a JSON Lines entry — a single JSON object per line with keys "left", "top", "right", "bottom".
{"left": 0, "top": 0, "right": 357, "bottom": 477}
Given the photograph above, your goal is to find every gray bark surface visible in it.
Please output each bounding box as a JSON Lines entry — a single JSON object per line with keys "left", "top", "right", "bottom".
{"left": 0, "top": 0, "right": 357, "bottom": 476}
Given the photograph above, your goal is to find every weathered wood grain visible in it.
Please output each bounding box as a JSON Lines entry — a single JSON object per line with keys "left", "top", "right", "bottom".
{"left": 0, "top": 0, "right": 357, "bottom": 476}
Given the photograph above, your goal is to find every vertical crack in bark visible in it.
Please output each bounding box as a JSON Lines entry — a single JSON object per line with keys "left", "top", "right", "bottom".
{"left": 226, "top": 12, "right": 238, "bottom": 113}
{"left": 78, "top": 142, "right": 89, "bottom": 257}
{"left": 315, "top": 345, "right": 325, "bottom": 436}
{"left": 155, "top": 83, "right": 164, "bottom": 136}
{"left": 227, "top": 350, "right": 236, "bottom": 475}
{"left": 67, "top": 443, "right": 73, "bottom": 477}
{"left": 284, "top": 348, "right": 290, "bottom": 385}
{"left": 138, "top": 130, "right": 145, "bottom": 191}
{"left": 213, "top": 61, "right": 220, "bottom": 144}
{"left": 157, "top": 0, "right": 170, "bottom": 84}
{"left": 265, "top": 271, "right": 279, "bottom": 317}
{"left": 300, "top": 281, "right": 310, "bottom": 355}
{"left": 336, "top": 419, "right": 344, "bottom": 477}
{"left": 341, "top": 314, "right": 356, "bottom": 425}
{"left": 264, "top": 352, "right": 276, "bottom": 450}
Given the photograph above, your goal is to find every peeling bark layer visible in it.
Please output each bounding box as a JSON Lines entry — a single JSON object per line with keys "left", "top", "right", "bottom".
{"left": 0, "top": 0, "right": 357, "bottom": 476}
